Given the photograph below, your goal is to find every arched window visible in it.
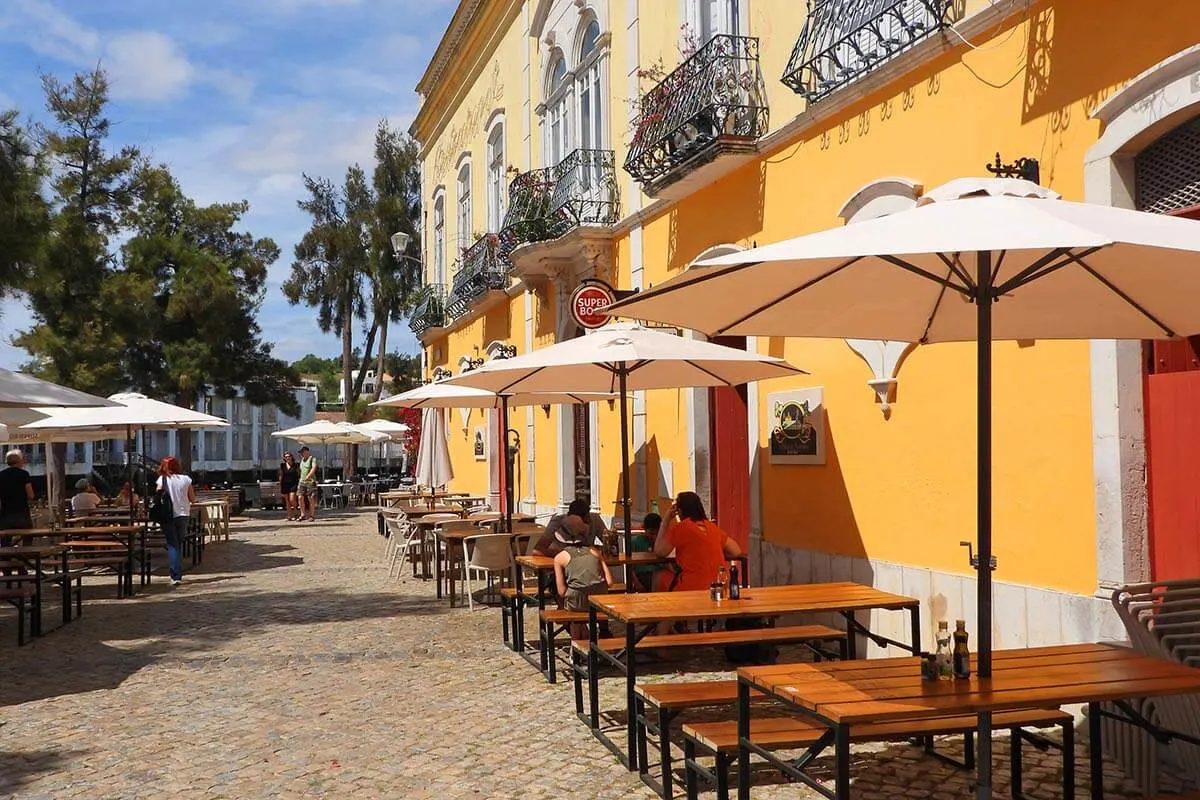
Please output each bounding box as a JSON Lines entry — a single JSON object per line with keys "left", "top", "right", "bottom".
{"left": 545, "top": 53, "right": 570, "bottom": 167}
{"left": 432, "top": 192, "right": 446, "bottom": 285}
{"left": 577, "top": 19, "right": 603, "bottom": 152}
{"left": 486, "top": 122, "right": 505, "bottom": 232}
{"left": 456, "top": 162, "right": 472, "bottom": 251}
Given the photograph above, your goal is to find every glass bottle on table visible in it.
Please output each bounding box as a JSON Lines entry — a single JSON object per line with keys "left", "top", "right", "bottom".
{"left": 934, "top": 620, "right": 953, "bottom": 680}
{"left": 717, "top": 565, "right": 728, "bottom": 594}
{"left": 953, "top": 619, "right": 971, "bottom": 679}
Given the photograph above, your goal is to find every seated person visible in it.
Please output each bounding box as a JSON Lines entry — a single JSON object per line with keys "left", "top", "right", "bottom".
{"left": 653, "top": 491, "right": 743, "bottom": 592}
{"left": 533, "top": 498, "right": 609, "bottom": 555}
{"left": 554, "top": 526, "right": 614, "bottom": 639}
{"left": 71, "top": 479, "right": 102, "bottom": 513}
{"left": 116, "top": 481, "right": 142, "bottom": 508}
{"left": 629, "top": 512, "right": 663, "bottom": 592}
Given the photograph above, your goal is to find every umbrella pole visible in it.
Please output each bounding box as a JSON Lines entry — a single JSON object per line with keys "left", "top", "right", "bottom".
{"left": 976, "top": 250, "right": 995, "bottom": 800}
{"left": 619, "top": 369, "right": 633, "bottom": 592}
{"left": 127, "top": 425, "right": 134, "bottom": 515}
{"left": 501, "top": 397, "right": 512, "bottom": 534}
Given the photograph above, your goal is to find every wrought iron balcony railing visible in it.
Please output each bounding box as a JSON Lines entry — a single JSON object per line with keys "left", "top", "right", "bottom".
{"left": 408, "top": 284, "right": 447, "bottom": 337}
{"left": 498, "top": 149, "right": 619, "bottom": 259}
{"left": 783, "top": 0, "right": 952, "bottom": 103}
{"left": 446, "top": 235, "right": 508, "bottom": 318}
{"left": 624, "top": 35, "right": 768, "bottom": 188}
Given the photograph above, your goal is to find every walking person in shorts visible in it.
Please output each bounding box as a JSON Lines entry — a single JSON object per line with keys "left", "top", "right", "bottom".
{"left": 297, "top": 446, "right": 318, "bottom": 521}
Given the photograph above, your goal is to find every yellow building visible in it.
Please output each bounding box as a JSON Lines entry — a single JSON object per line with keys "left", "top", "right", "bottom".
{"left": 409, "top": 0, "right": 1200, "bottom": 650}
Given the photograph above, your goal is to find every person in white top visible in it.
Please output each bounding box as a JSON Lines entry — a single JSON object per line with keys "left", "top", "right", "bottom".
{"left": 155, "top": 456, "right": 196, "bottom": 587}
{"left": 71, "top": 479, "right": 102, "bottom": 513}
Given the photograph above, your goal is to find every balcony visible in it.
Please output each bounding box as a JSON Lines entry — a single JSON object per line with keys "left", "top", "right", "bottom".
{"left": 783, "top": 0, "right": 952, "bottom": 104}
{"left": 445, "top": 235, "right": 509, "bottom": 318}
{"left": 408, "top": 284, "right": 447, "bottom": 337}
{"left": 624, "top": 35, "right": 768, "bottom": 198}
{"left": 499, "top": 149, "right": 620, "bottom": 260}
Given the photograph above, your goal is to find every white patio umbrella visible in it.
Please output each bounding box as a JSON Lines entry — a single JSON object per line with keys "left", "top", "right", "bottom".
{"left": 445, "top": 322, "right": 804, "bottom": 554}
{"left": 372, "top": 380, "right": 617, "bottom": 531}
{"left": 414, "top": 407, "right": 453, "bottom": 491}
{"left": 272, "top": 420, "right": 380, "bottom": 480}
{"left": 18, "top": 392, "right": 230, "bottom": 511}
{"left": 605, "top": 176, "right": 1200, "bottom": 798}
{"left": 0, "top": 368, "right": 118, "bottom": 408}
{"left": 356, "top": 419, "right": 411, "bottom": 439}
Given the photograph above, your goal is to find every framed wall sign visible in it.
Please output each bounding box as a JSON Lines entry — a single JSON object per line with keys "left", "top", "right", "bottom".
{"left": 767, "top": 387, "right": 826, "bottom": 465}
{"left": 473, "top": 425, "right": 487, "bottom": 461}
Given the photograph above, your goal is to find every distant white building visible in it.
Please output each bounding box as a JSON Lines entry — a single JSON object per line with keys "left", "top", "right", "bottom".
{"left": 5, "top": 386, "right": 319, "bottom": 478}
{"left": 338, "top": 369, "right": 394, "bottom": 403}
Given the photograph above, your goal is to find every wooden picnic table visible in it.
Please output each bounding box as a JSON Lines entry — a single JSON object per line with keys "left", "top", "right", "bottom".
{"left": 736, "top": 642, "right": 1200, "bottom": 799}
{"left": 0, "top": 544, "right": 72, "bottom": 638}
{"left": 0, "top": 525, "right": 143, "bottom": 596}
{"left": 586, "top": 582, "right": 922, "bottom": 771}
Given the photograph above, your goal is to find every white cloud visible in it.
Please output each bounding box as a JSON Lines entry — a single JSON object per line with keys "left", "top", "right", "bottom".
{"left": 2, "top": 0, "right": 101, "bottom": 64}
{"left": 104, "top": 31, "right": 195, "bottom": 103}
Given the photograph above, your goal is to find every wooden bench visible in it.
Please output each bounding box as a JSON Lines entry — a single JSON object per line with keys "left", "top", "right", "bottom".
{"left": 539, "top": 608, "right": 610, "bottom": 684}
{"left": 681, "top": 708, "right": 1075, "bottom": 800}
{"left": 0, "top": 585, "right": 37, "bottom": 645}
{"left": 571, "top": 624, "right": 847, "bottom": 727}
{"left": 195, "top": 489, "right": 241, "bottom": 513}
{"left": 65, "top": 555, "right": 128, "bottom": 598}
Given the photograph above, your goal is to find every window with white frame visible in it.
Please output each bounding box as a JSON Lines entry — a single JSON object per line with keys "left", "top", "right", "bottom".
{"left": 456, "top": 162, "right": 472, "bottom": 252}
{"left": 692, "top": 0, "right": 739, "bottom": 43}
{"left": 545, "top": 53, "right": 570, "bottom": 167}
{"left": 486, "top": 123, "right": 505, "bottom": 232}
{"left": 432, "top": 193, "right": 446, "bottom": 285}
{"left": 577, "top": 19, "right": 603, "bottom": 152}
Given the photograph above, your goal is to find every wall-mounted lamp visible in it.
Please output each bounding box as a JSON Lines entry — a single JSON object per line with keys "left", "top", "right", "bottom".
{"left": 390, "top": 231, "right": 411, "bottom": 254}
{"left": 985, "top": 152, "right": 1040, "bottom": 184}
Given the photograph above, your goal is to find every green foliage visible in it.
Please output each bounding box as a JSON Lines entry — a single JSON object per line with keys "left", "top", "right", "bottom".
{"left": 14, "top": 67, "right": 298, "bottom": 416}
{"left": 0, "top": 109, "right": 49, "bottom": 296}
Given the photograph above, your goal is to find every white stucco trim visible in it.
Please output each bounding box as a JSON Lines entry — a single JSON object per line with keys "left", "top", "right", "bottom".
{"left": 1083, "top": 46, "right": 1200, "bottom": 591}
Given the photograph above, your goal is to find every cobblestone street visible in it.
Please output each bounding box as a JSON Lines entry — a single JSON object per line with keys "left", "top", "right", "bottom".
{"left": 0, "top": 511, "right": 1181, "bottom": 798}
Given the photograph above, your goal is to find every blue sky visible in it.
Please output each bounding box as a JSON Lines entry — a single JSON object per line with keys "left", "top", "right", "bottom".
{"left": 0, "top": 0, "right": 455, "bottom": 369}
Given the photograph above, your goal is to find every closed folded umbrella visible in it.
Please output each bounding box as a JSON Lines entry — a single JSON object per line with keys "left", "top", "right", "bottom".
{"left": 414, "top": 407, "right": 453, "bottom": 491}
{"left": 605, "top": 176, "right": 1200, "bottom": 798}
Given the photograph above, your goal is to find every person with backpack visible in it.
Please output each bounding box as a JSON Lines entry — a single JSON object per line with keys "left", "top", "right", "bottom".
{"left": 154, "top": 456, "right": 195, "bottom": 587}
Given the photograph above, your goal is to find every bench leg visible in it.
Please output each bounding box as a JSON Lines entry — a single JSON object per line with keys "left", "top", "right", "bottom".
{"left": 715, "top": 752, "right": 731, "bottom": 800}
{"left": 1010, "top": 728, "right": 1023, "bottom": 800}
{"left": 634, "top": 697, "right": 649, "bottom": 780}
{"left": 501, "top": 597, "right": 511, "bottom": 649}
{"left": 963, "top": 730, "right": 976, "bottom": 770}
{"left": 659, "top": 704, "right": 674, "bottom": 799}
{"left": 546, "top": 622, "right": 558, "bottom": 684}
{"left": 17, "top": 594, "right": 27, "bottom": 646}
{"left": 1062, "top": 717, "right": 1075, "bottom": 799}
{"left": 684, "top": 737, "right": 700, "bottom": 800}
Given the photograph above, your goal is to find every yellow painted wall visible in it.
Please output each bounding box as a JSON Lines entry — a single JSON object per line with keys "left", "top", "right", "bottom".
{"left": 618, "top": 0, "right": 1200, "bottom": 597}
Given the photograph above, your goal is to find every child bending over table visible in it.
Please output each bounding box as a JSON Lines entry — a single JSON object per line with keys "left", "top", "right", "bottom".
{"left": 554, "top": 523, "right": 614, "bottom": 640}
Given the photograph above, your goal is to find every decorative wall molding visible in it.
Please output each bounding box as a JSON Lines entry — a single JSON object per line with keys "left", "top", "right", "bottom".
{"left": 845, "top": 339, "right": 915, "bottom": 417}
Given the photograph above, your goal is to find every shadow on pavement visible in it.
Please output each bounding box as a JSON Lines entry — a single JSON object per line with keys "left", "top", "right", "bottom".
{"left": 0, "top": 749, "right": 91, "bottom": 796}
{"left": 0, "top": 585, "right": 446, "bottom": 708}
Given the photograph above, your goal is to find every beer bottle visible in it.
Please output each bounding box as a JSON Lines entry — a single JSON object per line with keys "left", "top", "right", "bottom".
{"left": 953, "top": 619, "right": 971, "bottom": 679}
{"left": 729, "top": 562, "right": 741, "bottom": 599}
{"left": 934, "top": 621, "right": 953, "bottom": 680}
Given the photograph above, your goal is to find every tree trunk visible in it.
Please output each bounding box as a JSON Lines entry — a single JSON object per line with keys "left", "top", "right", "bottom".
{"left": 351, "top": 322, "right": 379, "bottom": 403}
{"left": 47, "top": 442, "right": 66, "bottom": 524}
{"left": 341, "top": 301, "right": 354, "bottom": 479}
{"left": 374, "top": 316, "right": 389, "bottom": 401}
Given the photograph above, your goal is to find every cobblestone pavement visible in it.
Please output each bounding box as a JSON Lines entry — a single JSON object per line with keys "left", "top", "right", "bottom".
{"left": 0, "top": 510, "right": 1185, "bottom": 798}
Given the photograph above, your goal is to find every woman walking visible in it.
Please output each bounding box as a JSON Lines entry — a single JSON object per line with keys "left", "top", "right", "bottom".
{"left": 280, "top": 451, "right": 300, "bottom": 521}
{"left": 156, "top": 456, "right": 195, "bottom": 587}
{"left": 297, "top": 446, "right": 318, "bottom": 521}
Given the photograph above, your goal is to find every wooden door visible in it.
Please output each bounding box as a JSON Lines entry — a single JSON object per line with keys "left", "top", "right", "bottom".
{"left": 709, "top": 336, "right": 750, "bottom": 552}
{"left": 1144, "top": 204, "right": 1200, "bottom": 580}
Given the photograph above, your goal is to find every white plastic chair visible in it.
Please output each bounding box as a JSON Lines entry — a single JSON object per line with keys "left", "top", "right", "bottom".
{"left": 385, "top": 514, "right": 422, "bottom": 579}
{"left": 462, "top": 533, "right": 514, "bottom": 611}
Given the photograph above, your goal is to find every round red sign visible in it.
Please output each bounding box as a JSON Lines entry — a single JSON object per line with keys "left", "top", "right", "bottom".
{"left": 570, "top": 283, "right": 615, "bottom": 329}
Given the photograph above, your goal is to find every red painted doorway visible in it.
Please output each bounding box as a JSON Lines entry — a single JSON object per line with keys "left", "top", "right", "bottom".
{"left": 1145, "top": 203, "right": 1200, "bottom": 580}
{"left": 709, "top": 336, "right": 751, "bottom": 553}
